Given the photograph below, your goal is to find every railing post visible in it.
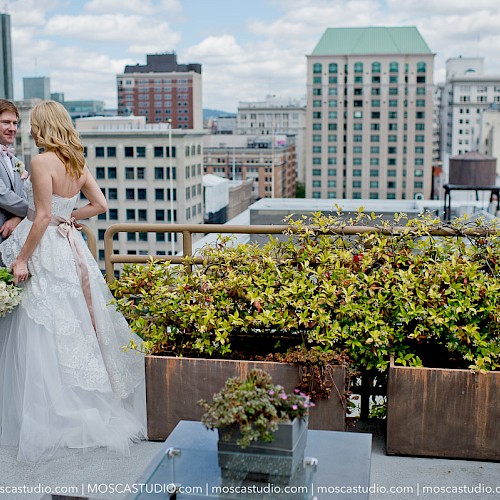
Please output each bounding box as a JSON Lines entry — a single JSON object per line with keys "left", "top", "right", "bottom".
{"left": 183, "top": 230, "right": 193, "bottom": 273}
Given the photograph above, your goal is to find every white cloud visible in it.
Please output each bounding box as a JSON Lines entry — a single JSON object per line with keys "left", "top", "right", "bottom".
{"left": 9, "top": 0, "right": 500, "bottom": 110}
{"left": 84, "top": 0, "right": 154, "bottom": 14}
{"left": 44, "top": 13, "right": 179, "bottom": 46}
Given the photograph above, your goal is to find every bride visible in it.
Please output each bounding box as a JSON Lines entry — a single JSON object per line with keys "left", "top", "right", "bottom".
{"left": 0, "top": 100, "right": 146, "bottom": 462}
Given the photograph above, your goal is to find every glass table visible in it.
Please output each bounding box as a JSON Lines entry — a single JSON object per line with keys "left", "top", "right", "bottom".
{"left": 128, "top": 421, "right": 372, "bottom": 500}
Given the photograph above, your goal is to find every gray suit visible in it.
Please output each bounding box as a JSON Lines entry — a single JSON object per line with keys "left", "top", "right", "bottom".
{"left": 0, "top": 153, "right": 28, "bottom": 244}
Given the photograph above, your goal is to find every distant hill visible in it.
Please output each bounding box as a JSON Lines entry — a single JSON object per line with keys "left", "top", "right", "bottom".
{"left": 203, "top": 108, "right": 236, "bottom": 120}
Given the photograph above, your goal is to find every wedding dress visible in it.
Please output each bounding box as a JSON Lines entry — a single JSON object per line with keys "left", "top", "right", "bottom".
{"left": 0, "top": 179, "right": 147, "bottom": 462}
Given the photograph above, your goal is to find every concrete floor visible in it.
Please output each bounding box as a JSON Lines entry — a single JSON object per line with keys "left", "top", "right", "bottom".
{"left": 0, "top": 421, "right": 498, "bottom": 500}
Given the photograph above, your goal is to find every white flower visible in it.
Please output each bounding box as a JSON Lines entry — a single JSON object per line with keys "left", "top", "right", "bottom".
{"left": 0, "top": 269, "right": 23, "bottom": 317}
{"left": 14, "top": 160, "right": 28, "bottom": 180}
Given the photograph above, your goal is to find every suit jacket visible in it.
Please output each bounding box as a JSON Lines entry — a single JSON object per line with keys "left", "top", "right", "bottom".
{"left": 0, "top": 153, "right": 28, "bottom": 244}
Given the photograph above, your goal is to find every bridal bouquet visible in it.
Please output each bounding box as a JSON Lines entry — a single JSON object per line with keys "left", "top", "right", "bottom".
{"left": 0, "top": 267, "right": 22, "bottom": 317}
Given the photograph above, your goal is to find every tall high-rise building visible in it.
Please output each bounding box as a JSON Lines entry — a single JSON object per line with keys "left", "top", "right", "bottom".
{"left": 23, "top": 76, "right": 51, "bottom": 100}
{"left": 306, "top": 27, "right": 435, "bottom": 200}
{"left": 0, "top": 13, "right": 13, "bottom": 99}
{"left": 116, "top": 53, "right": 202, "bottom": 129}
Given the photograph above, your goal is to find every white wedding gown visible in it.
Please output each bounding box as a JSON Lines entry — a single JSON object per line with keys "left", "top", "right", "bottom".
{"left": 0, "top": 179, "right": 147, "bottom": 462}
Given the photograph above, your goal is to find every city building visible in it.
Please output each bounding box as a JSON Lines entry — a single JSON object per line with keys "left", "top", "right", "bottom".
{"left": 440, "top": 57, "right": 500, "bottom": 160}
{"left": 23, "top": 76, "right": 51, "bottom": 100}
{"left": 305, "top": 26, "right": 435, "bottom": 200}
{"left": 14, "top": 99, "right": 42, "bottom": 169}
{"left": 481, "top": 106, "right": 500, "bottom": 177}
{"left": 75, "top": 116, "right": 205, "bottom": 272}
{"left": 203, "top": 174, "right": 254, "bottom": 223}
{"left": 117, "top": 53, "right": 202, "bottom": 129}
{"left": 237, "top": 96, "right": 306, "bottom": 183}
{"left": 0, "top": 13, "right": 13, "bottom": 99}
{"left": 204, "top": 134, "right": 296, "bottom": 200}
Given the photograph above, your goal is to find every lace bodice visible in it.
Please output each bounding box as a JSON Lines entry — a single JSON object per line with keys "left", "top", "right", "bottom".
{"left": 26, "top": 178, "right": 79, "bottom": 220}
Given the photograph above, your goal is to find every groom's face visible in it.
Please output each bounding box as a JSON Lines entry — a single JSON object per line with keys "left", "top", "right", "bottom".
{"left": 0, "top": 111, "right": 18, "bottom": 146}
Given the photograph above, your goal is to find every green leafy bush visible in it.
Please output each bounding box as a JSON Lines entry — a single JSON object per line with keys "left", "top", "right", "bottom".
{"left": 110, "top": 211, "right": 500, "bottom": 373}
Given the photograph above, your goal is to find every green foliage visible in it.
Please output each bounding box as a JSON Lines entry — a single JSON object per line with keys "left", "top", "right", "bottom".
{"left": 110, "top": 211, "right": 500, "bottom": 373}
{"left": 199, "top": 368, "right": 312, "bottom": 448}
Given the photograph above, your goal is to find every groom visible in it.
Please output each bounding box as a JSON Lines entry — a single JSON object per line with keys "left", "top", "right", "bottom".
{"left": 0, "top": 99, "right": 28, "bottom": 245}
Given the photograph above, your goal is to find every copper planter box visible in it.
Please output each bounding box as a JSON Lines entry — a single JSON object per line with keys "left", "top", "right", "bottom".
{"left": 387, "top": 359, "right": 500, "bottom": 460}
{"left": 146, "top": 356, "right": 346, "bottom": 441}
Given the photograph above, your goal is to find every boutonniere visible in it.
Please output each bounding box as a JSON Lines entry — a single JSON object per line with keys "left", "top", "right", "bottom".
{"left": 14, "top": 160, "right": 28, "bottom": 180}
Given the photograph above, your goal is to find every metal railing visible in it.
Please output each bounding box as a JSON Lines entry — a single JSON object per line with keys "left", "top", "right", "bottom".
{"left": 102, "top": 222, "right": 495, "bottom": 283}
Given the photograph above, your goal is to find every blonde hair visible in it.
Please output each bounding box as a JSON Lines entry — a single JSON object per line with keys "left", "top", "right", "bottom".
{"left": 30, "top": 100, "right": 85, "bottom": 178}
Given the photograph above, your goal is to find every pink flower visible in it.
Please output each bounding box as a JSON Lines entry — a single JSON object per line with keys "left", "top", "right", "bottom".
{"left": 292, "top": 404, "right": 298, "bottom": 410}
{"left": 279, "top": 393, "right": 287, "bottom": 400}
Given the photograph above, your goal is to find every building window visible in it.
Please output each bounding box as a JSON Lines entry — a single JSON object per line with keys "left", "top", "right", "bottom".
{"left": 370, "top": 169, "right": 379, "bottom": 177}
{"left": 369, "top": 193, "right": 379, "bottom": 199}
{"left": 109, "top": 209, "right": 118, "bottom": 220}
{"left": 136, "top": 146, "right": 146, "bottom": 158}
{"left": 352, "top": 181, "right": 362, "bottom": 188}
{"left": 137, "top": 167, "right": 146, "bottom": 179}
{"left": 127, "top": 232, "right": 136, "bottom": 242}
{"left": 389, "top": 61, "right": 399, "bottom": 73}
{"left": 108, "top": 188, "right": 117, "bottom": 200}
{"left": 417, "top": 61, "right": 426, "bottom": 73}
{"left": 107, "top": 146, "right": 116, "bottom": 157}
{"left": 95, "top": 147, "right": 105, "bottom": 158}
{"left": 107, "top": 167, "right": 117, "bottom": 179}
{"left": 124, "top": 146, "right": 134, "bottom": 158}
{"left": 96, "top": 167, "right": 105, "bottom": 179}
{"left": 126, "top": 188, "right": 135, "bottom": 200}
{"left": 156, "top": 209, "right": 165, "bottom": 221}
{"left": 372, "top": 62, "right": 381, "bottom": 73}
{"left": 312, "top": 169, "right": 321, "bottom": 176}
{"left": 156, "top": 233, "right": 165, "bottom": 242}
{"left": 312, "top": 180, "right": 321, "bottom": 187}
{"left": 328, "top": 169, "right": 337, "bottom": 176}
{"left": 313, "top": 63, "right": 322, "bottom": 74}
{"left": 126, "top": 209, "right": 135, "bottom": 220}
{"left": 329, "top": 63, "right": 338, "bottom": 73}
{"left": 353, "top": 169, "right": 362, "bottom": 177}
{"left": 138, "top": 188, "right": 147, "bottom": 200}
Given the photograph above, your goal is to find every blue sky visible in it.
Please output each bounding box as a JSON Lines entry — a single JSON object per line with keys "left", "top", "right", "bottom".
{"left": 8, "top": 0, "right": 500, "bottom": 111}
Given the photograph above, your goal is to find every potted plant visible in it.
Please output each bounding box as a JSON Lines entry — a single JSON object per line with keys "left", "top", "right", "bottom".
{"left": 199, "top": 368, "right": 312, "bottom": 480}
{"left": 110, "top": 218, "right": 354, "bottom": 440}
{"left": 199, "top": 368, "right": 312, "bottom": 449}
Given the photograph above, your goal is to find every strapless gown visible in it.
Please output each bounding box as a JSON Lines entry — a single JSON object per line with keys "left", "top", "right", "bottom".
{"left": 0, "top": 179, "right": 146, "bottom": 462}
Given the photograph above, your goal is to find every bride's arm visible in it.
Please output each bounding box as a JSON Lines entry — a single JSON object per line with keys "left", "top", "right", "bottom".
{"left": 11, "top": 156, "right": 53, "bottom": 284}
{"left": 71, "top": 167, "right": 107, "bottom": 220}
